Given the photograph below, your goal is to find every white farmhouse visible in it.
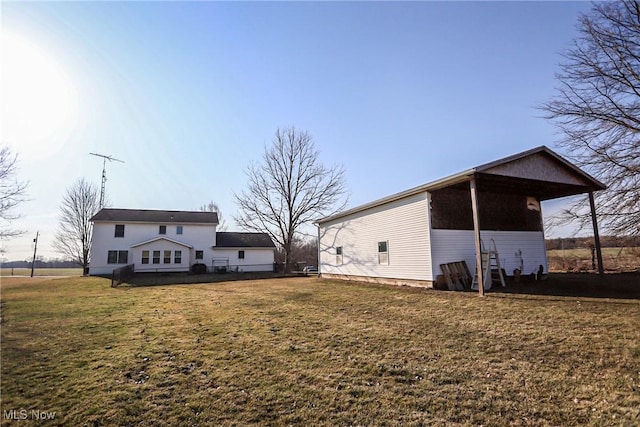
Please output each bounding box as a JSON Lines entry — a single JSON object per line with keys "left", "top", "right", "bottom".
{"left": 88, "top": 208, "right": 275, "bottom": 275}
{"left": 317, "top": 146, "right": 606, "bottom": 294}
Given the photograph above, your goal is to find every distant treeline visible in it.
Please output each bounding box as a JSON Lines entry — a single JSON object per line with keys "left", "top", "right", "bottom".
{"left": 546, "top": 236, "right": 640, "bottom": 250}
{"left": 2, "top": 260, "right": 79, "bottom": 268}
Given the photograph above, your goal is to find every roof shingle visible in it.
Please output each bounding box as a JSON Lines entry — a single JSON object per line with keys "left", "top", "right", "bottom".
{"left": 90, "top": 208, "right": 219, "bottom": 224}
{"left": 216, "top": 232, "right": 275, "bottom": 248}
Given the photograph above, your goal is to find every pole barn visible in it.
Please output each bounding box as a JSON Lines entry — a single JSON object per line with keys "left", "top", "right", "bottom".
{"left": 317, "top": 146, "right": 606, "bottom": 295}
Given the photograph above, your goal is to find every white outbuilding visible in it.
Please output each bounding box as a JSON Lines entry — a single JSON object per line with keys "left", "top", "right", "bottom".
{"left": 316, "top": 146, "right": 606, "bottom": 295}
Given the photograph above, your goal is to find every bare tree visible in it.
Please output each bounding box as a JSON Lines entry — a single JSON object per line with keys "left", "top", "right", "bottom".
{"left": 235, "top": 127, "right": 347, "bottom": 272}
{"left": 542, "top": 0, "right": 640, "bottom": 236}
{"left": 199, "top": 200, "right": 228, "bottom": 231}
{"left": 53, "top": 178, "right": 100, "bottom": 269}
{"left": 0, "top": 146, "right": 28, "bottom": 240}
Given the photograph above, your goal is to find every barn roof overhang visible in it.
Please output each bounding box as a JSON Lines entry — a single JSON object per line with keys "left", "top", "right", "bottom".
{"left": 317, "top": 146, "right": 606, "bottom": 225}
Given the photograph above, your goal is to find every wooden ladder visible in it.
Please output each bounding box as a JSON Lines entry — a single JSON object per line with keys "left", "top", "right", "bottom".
{"left": 473, "top": 239, "right": 506, "bottom": 290}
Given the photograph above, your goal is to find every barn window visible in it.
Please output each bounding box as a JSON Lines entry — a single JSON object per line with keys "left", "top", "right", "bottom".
{"left": 336, "top": 246, "right": 343, "bottom": 264}
{"left": 141, "top": 251, "right": 149, "bottom": 264}
{"left": 163, "top": 250, "right": 171, "bottom": 264}
{"left": 114, "top": 224, "right": 125, "bottom": 238}
{"left": 153, "top": 251, "right": 160, "bottom": 264}
{"left": 159, "top": 225, "right": 167, "bottom": 235}
{"left": 378, "top": 241, "right": 389, "bottom": 265}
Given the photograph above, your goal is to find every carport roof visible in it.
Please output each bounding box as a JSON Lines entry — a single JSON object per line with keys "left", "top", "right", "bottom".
{"left": 317, "top": 146, "right": 606, "bottom": 224}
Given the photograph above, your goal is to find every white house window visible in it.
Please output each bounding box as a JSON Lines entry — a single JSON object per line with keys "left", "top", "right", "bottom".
{"left": 378, "top": 241, "right": 389, "bottom": 265}
{"left": 238, "top": 250, "right": 245, "bottom": 259}
{"left": 176, "top": 225, "right": 183, "bottom": 235}
{"left": 153, "top": 251, "right": 160, "bottom": 264}
{"left": 141, "top": 251, "right": 149, "bottom": 264}
{"left": 174, "top": 250, "right": 182, "bottom": 263}
{"left": 163, "top": 250, "right": 171, "bottom": 264}
{"left": 159, "top": 225, "right": 167, "bottom": 235}
{"left": 108, "top": 250, "right": 128, "bottom": 264}
{"left": 195, "top": 250, "right": 203, "bottom": 260}
{"left": 336, "top": 246, "right": 343, "bottom": 265}
{"left": 114, "top": 224, "right": 125, "bottom": 238}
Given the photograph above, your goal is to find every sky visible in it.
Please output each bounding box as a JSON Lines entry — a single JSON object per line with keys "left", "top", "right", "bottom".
{"left": 1, "top": 1, "right": 594, "bottom": 262}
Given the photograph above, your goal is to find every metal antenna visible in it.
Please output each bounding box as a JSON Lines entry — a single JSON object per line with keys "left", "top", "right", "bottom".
{"left": 90, "top": 153, "right": 124, "bottom": 208}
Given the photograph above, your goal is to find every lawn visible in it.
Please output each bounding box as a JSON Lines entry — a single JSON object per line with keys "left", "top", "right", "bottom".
{"left": 0, "top": 268, "right": 83, "bottom": 277}
{"left": 1, "top": 275, "right": 639, "bottom": 426}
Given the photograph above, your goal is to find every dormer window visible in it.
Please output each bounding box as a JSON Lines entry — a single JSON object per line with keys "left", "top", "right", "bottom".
{"left": 159, "top": 225, "right": 167, "bottom": 235}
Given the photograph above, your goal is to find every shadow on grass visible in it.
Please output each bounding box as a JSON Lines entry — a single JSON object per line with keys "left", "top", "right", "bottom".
{"left": 489, "top": 272, "right": 640, "bottom": 300}
{"left": 119, "top": 271, "right": 286, "bottom": 287}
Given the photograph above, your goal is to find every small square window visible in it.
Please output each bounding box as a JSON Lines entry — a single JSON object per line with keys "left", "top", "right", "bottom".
{"left": 238, "top": 250, "right": 245, "bottom": 259}
{"left": 163, "top": 250, "right": 171, "bottom": 264}
{"left": 114, "top": 224, "right": 125, "bottom": 238}
{"left": 176, "top": 225, "right": 183, "bottom": 235}
{"left": 142, "top": 251, "right": 149, "bottom": 264}
{"left": 174, "top": 250, "right": 182, "bottom": 264}
{"left": 153, "top": 251, "right": 160, "bottom": 264}
{"left": 159, "top": 225, "right": 167, "bottom": 235}
{"left": 195, "top": 250, "right": 203, "bottom": 260}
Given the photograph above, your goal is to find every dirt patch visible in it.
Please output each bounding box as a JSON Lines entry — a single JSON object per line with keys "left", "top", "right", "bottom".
{"left": 493, "top": 272, "right": 640, "bottom": 299}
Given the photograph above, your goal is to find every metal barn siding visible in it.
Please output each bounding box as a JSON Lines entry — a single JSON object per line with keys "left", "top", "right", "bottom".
{"left": 319, "top": 192, "right": 432, "bottom": 285}
{"left": 318, "top": 147, "right": 606, "bottom": 292}
{"left": 430, "top": 229, "right": 547, "bottom": 281}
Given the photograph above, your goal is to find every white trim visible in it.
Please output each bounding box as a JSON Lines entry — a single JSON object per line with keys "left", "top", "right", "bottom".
{"left": 131, "top": 236, "right": 194, "bottom": 249}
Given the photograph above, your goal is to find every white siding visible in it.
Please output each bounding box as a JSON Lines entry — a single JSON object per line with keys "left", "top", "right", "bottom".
{"left": 132, "top": 240, "right": 190, "bottom": 273}
{"left": 89, "top": 222, "right": 217, "bottom": 275}
{"left": 212, "top": 248, "right": 275, "bottom": 272}
{"left": 430, "top": 229, "right": 548, "bottom": 279}
{"left": 319, "top": 192, "right": 431, "bottom": 282}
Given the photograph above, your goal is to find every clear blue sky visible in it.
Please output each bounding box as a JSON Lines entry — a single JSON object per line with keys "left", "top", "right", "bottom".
{"left": 2, "top": 1, "right": 593, "bottom": 261}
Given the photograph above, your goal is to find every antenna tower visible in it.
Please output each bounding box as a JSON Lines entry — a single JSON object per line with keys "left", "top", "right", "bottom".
{"left": 90, "top": 153, "right": 124, "bottom": 208}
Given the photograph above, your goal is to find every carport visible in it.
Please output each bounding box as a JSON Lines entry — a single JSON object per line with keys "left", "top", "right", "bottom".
{"left": 425, "top": 146, "right": 606, "bottom": 295}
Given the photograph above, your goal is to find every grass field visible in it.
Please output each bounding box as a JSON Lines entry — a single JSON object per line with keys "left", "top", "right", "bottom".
{"left": 547, "top": 247, "right": 640, "bottom": 273}
{"left": 1, "top": 275, "right": 639, "bottom": 426}
{"left": 0, "top": 268, "right": 83, "bottom": 277}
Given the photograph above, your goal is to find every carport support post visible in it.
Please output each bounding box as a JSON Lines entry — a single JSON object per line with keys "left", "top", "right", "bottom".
{"left": 470, "top": 177, "right": 484, "bottom": 296}
{"left": 588, "top": 191, "right": 605, "bottom": 275}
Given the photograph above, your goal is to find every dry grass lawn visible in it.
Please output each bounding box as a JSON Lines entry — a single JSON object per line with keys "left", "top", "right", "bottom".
{"left": 1, "top": 275, "right": 639, "bottom": 426}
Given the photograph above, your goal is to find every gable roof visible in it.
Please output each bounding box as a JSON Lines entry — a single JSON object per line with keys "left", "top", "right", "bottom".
{"left": 90, "top": 208, "right": 218, "bottom": 224}
{"left": 317, "top": 146, "right": 606, "bottom": 225}
{"left": 130, "top": 237, "right": 194, "bottom": 249}
{"left": 216, "top": 232, "right": 275, "bottom": 248}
